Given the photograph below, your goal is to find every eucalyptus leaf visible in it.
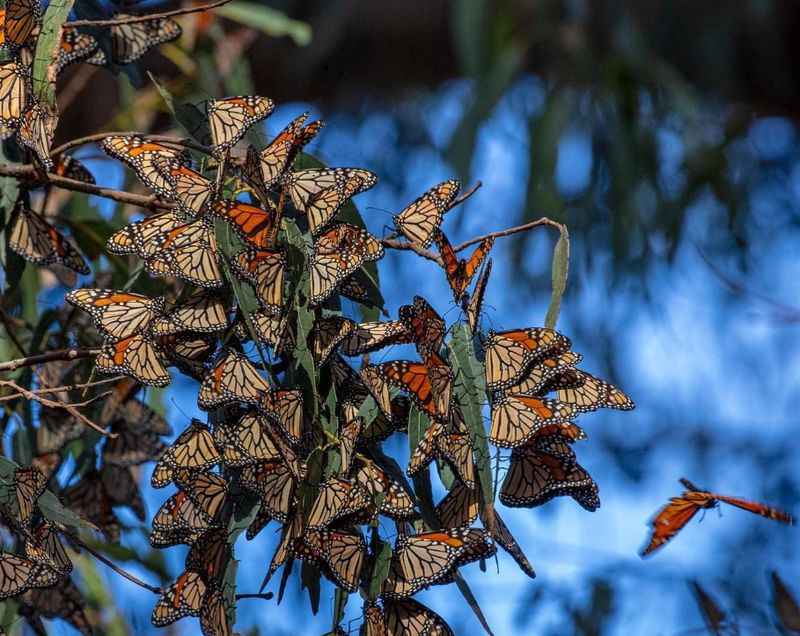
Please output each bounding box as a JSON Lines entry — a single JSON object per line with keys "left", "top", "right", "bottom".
{"left": 32, "top": 0, "right": 75, "bottom": 104}
{"left": 217, "top": 2, "right": 312, "bottom": 47}
{"left": 544, "top": 226, "right": 570, "bottom": 329}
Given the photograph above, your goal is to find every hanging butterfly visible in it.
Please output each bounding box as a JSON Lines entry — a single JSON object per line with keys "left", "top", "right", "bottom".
{"left": 23, "top": 521, "right": 71, "bottom": 578}
{"left": 66, "top": 289, "right": 164, "bottom": 340}
{"left": 95, "top": 334, "right": 171, "bottom": 387}
{"left": 52, "top": 154, "right": 95, "bottom": 184}
{"left": 491, "top": 510, "right": 536, "bottom": 579}
{"left": 17, "top": 101, "right": 57, "bottom": 170}
{"left": 358, "top": 395, "right": 411, "bottom": 445}
{"left": 151, "top": 571, "right": 206, "bottom": 627}
{"left": 483, "top": 327, "right": 572, "bottom": 390}
{"left": 99, "top": 464, "right": 146, "bottom": 521}
{"left": 338, "top": 268, "right": 382, "bottom": 307}
{"left": 466, "top": 258, "right": 491, "bottom": 332}
{"left": 185, "top": 527, "right": 230, "bottom": 584}
{"left": 215, "top": 411, "right": 281, "bottom": 467}
{"left": 102, "top": 135, "right": 190, "bottom": 197}
{"left": 96, "top": 15, "right": 182, "bottom": 66}
{"left": 0, "top": 553, "right": 61, "bottom": 600}
{"left": 262, "top": 510, "right": 304, "bottom": 586}
{"left": 229, "top": 248, "right": 286, "bottom": 313}
{"left": 399, "top": 295, "right": 445, "bottom": 360}
{"left": 151, "top": 291, "right": 228, "bottom": 336}
{"left": 150, "top": 490, "right": 214, "bottom": 548}
{"left": 9, "top": 200, "right": 90, "bottom": 274}
{"left": 63, "top": 472, "right": 122, "bottom": 541}
{"left": 198, "top": 349, "right": 270, "bottom": 410}
{"left": 433, "top": 230, "right": 494, "bottom": 302}
{"left": 11, "top": 466, "right": 47, "bottom": 527}
{"left": 308, "top": 223, "right": 384, "bottom": 306}
{"left": 0, "top": 59, "right": 29, "bottom": 139}
{"left": 337, "top": 411, "right": 362, "bottom": 474}
{"left": 489, "top": 392, "right": 576, "bottom": 448}
{"left": 156, "top": 159, "right": 216, "bottom": 218}
{"left": 1, "top": 0, "right": 40, "bottom": 50}
{"left": 55, "top": 28, "right": 99, "bottom": 75}
{"left": 210, "top": 198, "right": 278, "bottom": 250}
{"left": 640, "top": 478, "right": 793, "bottom": 557}
{"left": 435, "top": 480, "right": 479, "bottom": 530}
{"left": 505, "top": 350, "right": 582, "bottom": 396}
{"left": 233, "top": 309, "right": 291, "bottom": 352}
{"left": 310, "top": 315, "right": 357, "bottom": 364}
{"left": 206, "top": 95, "right": 274, "bottom": 157}
{"left": 200, "top": 587, "right": 232, "bottom": 636}
{"left": 36, "top": 406, "right": 83, "bottom": 454}
{"left": 285, "top": 167, "right": 377, "bottom": 233}
{"left": 100, "top": 376, "right": 172, "bottom": 435}
{"left": 242, "top": 112, "right": 323, "bottom": 199}
{"left": 239, "top": 460, "right": 297, "bottom": 538}
{"left": 19, "top": 577, "right": 91, "bottom": 636}
{"left": 499, "top": 432, "right": 599, "bottom": 511}
{"left": 353, "top": 459, "right": 417, "bottom": 521}
{"left": 383, "top": 598, "right": 455, "bottom": 636}
{"left": 407, "top": 420, "right": 475, "bottom": 488}
{"left": 339, "top": 319, "right": 412, "bottom": 357}
{"left": 306, "top": 476, "right": 372, "bottom": 529}
{"left": 258, "top": 389, "right": 304, "bottom": 446}
{"left": 107, "top": 210, "right": 185, "bottom": 259}
{"left": 394, "top": 180, "right": 460, "bottom": 248}
{"left": 293, "top": 528, "right": 367, "bottom": 592}
{"left": 145, "top": 217, "right": 224, "bottom": 288}
{"left": 174, "top": 470, "right": 228, "bottom": 523}
{"left": 152, "top": 419, "right": 221, "bottom": 488}
{"left": 552, "top": 368, "right": 635, "bottom": 412}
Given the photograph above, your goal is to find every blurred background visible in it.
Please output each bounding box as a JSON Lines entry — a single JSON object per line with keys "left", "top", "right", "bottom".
{"left": 44, "top": 0, "right": 800, "bottom": 633}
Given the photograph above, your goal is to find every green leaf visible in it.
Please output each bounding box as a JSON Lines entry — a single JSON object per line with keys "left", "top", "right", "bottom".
{"left": 454, "top": 573, "right": 495, "bottom": 636}
{"left": 447, "top": 324, "right": 493, "bottom": 507}
{"left": 0, "top": 143, "right": 19, "bottom": 270}
{"left": 217, "top": 2, "right": 312, "bottom": 47}
{"left": 300, "top": 560, "right": 321, "bottom": 615}
{"left": 20, "top": 263, "right": 39, "bottom": 325}
{"left": 356, "top": 395, "right": 382, "bottom": 429}
{"left": 367, "top": 537, "right": 392, "bottom": 601}
{"left": 39, "top": 490, "right": 95, "bottom": 530}
{"left": 148, "top": 72, "right": 212, "bottom": 146}
{"left": 32, "top": 0, "right": 75, "bottom": 104}
{"left": 333, "top": 587, "right": 348, "bottom": 628}
{"left": 544, "top": 226, "right": 570, "bottom": 329}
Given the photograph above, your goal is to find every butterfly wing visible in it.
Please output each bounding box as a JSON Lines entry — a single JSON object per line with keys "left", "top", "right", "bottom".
{"left": 206, "top": 96, "right": 274, "bottom": 155}
{"left": 95, "top": 335, "right": 171, "bottom": 387}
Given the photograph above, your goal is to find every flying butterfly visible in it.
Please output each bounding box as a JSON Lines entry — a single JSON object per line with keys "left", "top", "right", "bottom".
{"left": 151, "top": 571, "right": 206, "bottom": 627}
{"left": 150, "top": 291, "right": 228, "bottom": 336}
{"left": 394, "top": 180, "right": 460, "bottom": 248}
{"left": 640, "top": 478, "right": 793, "bottom": 557}
{"left": 198, "top": 349, "right": 270, "bottom": 410}
{"left": 97, "top": 15, "right": 182, "bottom": 65}
{"left": 17, "top": 101, "right": 57, "bottom": 169}
{"left": 66, "top": 289, "right": 164, "bottom": 340}
{"left": 484, "top": 327, "right": 572, "bottom": 390}
{"left": 9, "top": 201, "right": 90, "bottom": 274}
{"left": 466, "top": 258, "right": 491, "bottom": 332}
{"left": 433, "top": 230, "right": 494, "bottom": 302}
{"left": 1, "top": 0, "right": 40, "bottom": 50}
{"left": 242, "top": 112, "right": 323, "bottom": 198}
{"left": 0, "top": 59, "right": 29, "bottom": 139}
{"left": 102, "top": 135, "right": 190, "bottom": 197}
{"left": 229, "top": 248, "right": 286, "bottom": 313}
{"left": 206, "top": 95, "right": 274, "bottom": 156}
{"left": 95, "top": 335, "right": 171, "bottom": 387}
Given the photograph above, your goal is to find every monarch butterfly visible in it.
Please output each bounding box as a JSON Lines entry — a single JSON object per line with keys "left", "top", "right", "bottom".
{"left": 95, "top": 334, "right": 171, "bottom": 387}
{"left": 338, "top": 268, "right": 381, "bottom": 307}
{"left": 229, "top": 248, "right": 286, "bottom": 313}
{"left": 407, "top": 421, "right": 475, "bottom": 489}
{"left": 338, "top": 319, "right": 412, "bottom": 357}
{"left": 394, "top": 180, "right": 460, "bottom": 248}
{"left": 489, "top": 393, "right": 576, "bottom": 448}
{"left": 157, "top": 159, "right": 215, "bottom": 218}
{"left": 152, "top": 420, "right": 220, "bottom": 488}
{"left": 294, "top": 528, "right": 366, "bottom": 592}
{"left": 1, "top": 0, "right": 40, "bottom": 50}
{"left": 242, "top": 113, "right": 323, "bottom": 199}
{"left": 13, "top": 466, "right": 47, "bottom": 527}
{"left": 771, "top": 571, "right": 800, "bottom": 632}
{"left": 146, "top": 218, "right": 224, "bottom": 289}
{"left": 0, "top": 553, "right": 61, "bottom": 600}
{"left": 36, "top": 406, "right": 83, "bottom": 455}
{"left": 210, "top": 198, "right": 278, "bottom": 250}
{"left": 151, "top": 491, "right": 213, "bottom": 548}
{"left": 101, "top": 376, "right": 172, "bottom": 435}
{"left": 239, "top": 461, "right": 296, "bottom": 537}
{"left": 102, "top": 135, "right": 190, "bottom": 197}
{"left": 491, "top": 510, "right": 536, "bottom": 579}
{"left": 99, "top": 464, "right": 146, "bottom": 521}
{"left": 97, "top": 15, "right": 182, "bottom": 66}
{"left": 17, "top": 101, "right": 57, "bottom": 169}
{"left": 499, "top": 434, "right": 599, "bottom": 511}
{"left": 507, "top": 350, "right": 582, "bottom": 396}
{"left": 484, "top": 327, "right": 572, "bottom": 390}
{"left": 311, "top": 315, "right": 356, "bottom": 364}
{"left": 174, "top": 470, "right": 228, "bottom": 523}
{"left": 358, "top": 395, "right": 411, "bottom": 445}
{"left": 53, "top": 154, "right": 95, "bottom": 184}
{"left": 55, "top": 28, "right": 99, "bottom": 75}
{"left": 186, "top": 528, "right": 230, "bottom": 584}
{"left": 151, "top": 571, "right": 206, "bottom": 627}
{"left": 0, "top": 59, "right": 29, "bottom": 139}
{"left": 66, "top": 289, "right": 164, "bottom": 340}
{"left": 554, "top": 369, "right": 635, "bottom": 412}
{"left": 640, "top": 478, "right": 793, "bottom": 557}
{"left": 258, "top": 389, "right": 304, "bottom": 445}
{"left": 103, "top": 424, "right": 166, "bottom": 468}
{"left": 337, "top": 415, "right": 362, "bottom": 474}
{"left": 306, "top": 476, "right": 372, "bottom": 529}
{"left": 151, "top": 292, "right": 228, "bottom": 336}
{"left": 383, "top": 598, "right": 455, "bottom": 636}
{"left": 308, "top": 223, "right": 384, "bottom": 306}
{"left": 206, "top": 96, "right": 274, "bottom": 156}
{"left": 63, "top": 472, "right": 122, "bottom": 541}
{"left": 399, "top": 295, "right": 445, "bottom": 360}
{"left": 303, "top": 174, "right": 367, "bottom": 236}
{"left": 434, "top": 230, "right": 494, "bottom": 302}
{"left": 200, "top": 587, "right": 232, "bottom": 636}
{"left": 9, "top": 201, "right": 90, "bottom": 274}
{"left": 214, "top": 411, "right": 281, "bottom": 467}
{"left": 286, "top": 167, "right": 377, "bottom": 218}
{"left": 263, "top": 509, "right": 304, "bottom": 587}
{"left": 23, "top": 521, "right": 71, "bottom": 578}
{"left": 233, "top": 309, "right": 291, "bottom": 352}
{"left": 19, "top": 578, "right": 91, "bottom": 636}
{"left": 435, "top": 479, "right": 479, "bottom": 530}
{"left": 353, "top": 459, "right": 417, "bottom": 520}
{"left": 106, "top": 210, "right": 184, "bottom": 258}
{"left": 466, "top": 258, "right": 491, "bottom": 333}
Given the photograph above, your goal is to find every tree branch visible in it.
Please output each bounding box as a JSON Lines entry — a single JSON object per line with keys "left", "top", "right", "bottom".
{"left": 380, "top": 238, "right": 441, "bottom": 264}
{"left": 0, "top": 348, "right": 100, "bottom": 373}
{"left": 50, "top": 131, "right": 212, "bottom": 159}
{"left": 453, "top": 216, "right": 566, "bottom": 252}
{"left": 0, "top": 376, "right": 122, "bottom": 403}
{"left": 63, "top": 0, "right": 235, "bottom": 28}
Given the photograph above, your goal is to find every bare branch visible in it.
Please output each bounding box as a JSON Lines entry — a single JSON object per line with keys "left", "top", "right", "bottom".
{"left": 381, "top": 238, "right": 442, "bottom": 264}
{"left": 453, "top": 216, "right": 566, "bottom": 252}
{"left": 0, "top": 348, "right": 101, "bottom": 373}
{"left": 63, "top": 0, "right": 235, "bottom": 28}
{"left": 50, "top": 131, "right": 212, "bottom": 158}
{"left": 0, "top": 376, "right": 122, "bottom": 403}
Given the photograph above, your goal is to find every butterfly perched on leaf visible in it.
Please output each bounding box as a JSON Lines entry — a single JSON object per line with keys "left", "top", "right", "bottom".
{"left": 206, "top": 95, "right": 274, "bottom": 156}
{"left": 229, "top": 248, "right": 286, "bottom": 313}
{"left": 0, "top": 59, "right": 29, "bottom": 139}
{"left": 17, "top": 101, "right": 57, "bottom": 169}
{"left": 9, "top": 199, "right": 90, "bottom": 274}
{"left": 210, "top": 198, "right": 278, "bottom": 250}
{"left": 434, "top": 230, "right": 494, "bottom": 302}
{"left": 394, "top": 180, "right": 460, "bottom": 248}
{"left": 640, "top": 478, "right": 793, "bottom": 557}
{"left": 152, "top": 419, "right": 221, "bottom": 488}
{"left": 466, "top": 258, "right": 491, "bottom": 332}
{"left": 353, "top": 459, "right": 417, "bottom": 520}
{"left": 306, "top": 476, "right": 372, "bottom": 529}
{"left": 399, "top": 295, "right": 446, "bottom": 360}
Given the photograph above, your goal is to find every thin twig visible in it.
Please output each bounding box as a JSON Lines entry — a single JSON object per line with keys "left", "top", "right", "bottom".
{"left": 380, "top": 238, "right": 441, "bottom": 264}
{"left": 64, "top": 0, "right": 235, "bottom": 28}
{"left": 452, "top": 180, "right": 482, "bottom": 208}
{"left": 50, "top": 131, "right": 212, "bottom": 159}
{"left": 0, "top": 348, "right": 100, "bottom": 372}
{"left": 234, "top": 592, "right": 275, "bottom": 601}
{"left": 0, "top": 379, "right": 114, "bottom": 437}
{"left": 453, "top": 216, "right": 565, "bottom": 252}
{"left": 64, "top": 532, "right": 163, "bottom": 594}
{"left": 0, "top": 376, "right": 123, "bottom": 403}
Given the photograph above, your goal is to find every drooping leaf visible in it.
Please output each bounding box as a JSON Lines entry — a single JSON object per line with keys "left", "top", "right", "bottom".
{"left": 217, "top": 2, "right": 312, "bottom": 46}
{"left": 301, "top": 560, "right": 321, "bottom": 615}
{"left": 32, "top": 0, "right": 75, "bottom": 104}
{"left": 544, "top": 225, "right": 570, "bottom": 329}
{"left": 367, "top": 535, "right": 392, "bottom": 601}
